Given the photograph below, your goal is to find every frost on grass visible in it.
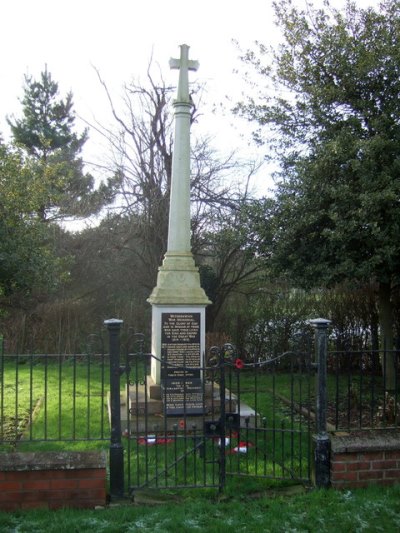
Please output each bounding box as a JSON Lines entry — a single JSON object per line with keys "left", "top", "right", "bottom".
{"left": 183, "top": 518, "right": 201, "bottom": 529}
{"left": 348, "top": 513, "right": 369, "bottom": 531}
{"left": 0, "top": 521, "right": 44, "bottom": 533}
{"left": 127, "top": 514, "right": 175, "bottom": 532}
{"left": 341, "top": 490, "right": 353, "bottom": 501}
{"left": 81, "top": 518, "right": 110, "bottom": 532}
{"left": 282, "top": 525, "right": 308, "bottom": 533}
{"left": 360, "top": 498, "right": 400, "bottom": 530}
{"left": 282, "top": 511, "right": 311, "bottom": 533}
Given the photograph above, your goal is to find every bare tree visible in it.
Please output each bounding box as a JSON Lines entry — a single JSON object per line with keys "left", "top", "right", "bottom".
{"left": 84, "top": 65, "right": 263, "bottom": 330}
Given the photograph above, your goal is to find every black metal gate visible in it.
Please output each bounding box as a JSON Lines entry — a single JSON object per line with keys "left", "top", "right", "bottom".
{"left": 106, "top": 321, "right": 318, "bottom": 497}
{"left": 219, "top": 346, "right": 313, "bottom": 486}
{"left": 122, "top": 334, "right": 223, "bottom": 494}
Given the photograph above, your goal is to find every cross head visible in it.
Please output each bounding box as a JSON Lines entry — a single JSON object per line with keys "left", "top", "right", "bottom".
{"left": 169, "top": 44, "right": 199, "bottom": 103}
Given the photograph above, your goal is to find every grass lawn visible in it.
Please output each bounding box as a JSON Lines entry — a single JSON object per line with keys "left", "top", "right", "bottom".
{"left": 0, "top": 355, "right": 110, "bottom": 448}
{"left": 0, "top": 484, "right": 399, "bottom": 532}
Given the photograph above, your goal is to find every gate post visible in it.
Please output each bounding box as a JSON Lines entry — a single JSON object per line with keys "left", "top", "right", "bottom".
{"left": 310, "top": 318, "right": 331, "bottom": 488}
{"left": 104, "top": 318, "right": 124, "bottom": 499}
{"left": 218, "top": 345, "right": 226, "bottom": 493}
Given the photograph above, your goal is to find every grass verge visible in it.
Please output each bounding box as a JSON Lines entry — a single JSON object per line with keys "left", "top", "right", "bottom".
{"left": 0, "top": 484, "right": 399, "bottom": 532}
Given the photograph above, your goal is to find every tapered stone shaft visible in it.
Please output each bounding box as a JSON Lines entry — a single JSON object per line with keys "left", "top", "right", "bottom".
{"left": 148, "top": 44, "right": 210, "bottom": 306}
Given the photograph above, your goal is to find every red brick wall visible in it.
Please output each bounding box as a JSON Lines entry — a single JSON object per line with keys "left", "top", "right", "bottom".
{"left": 330, "top": 433, "right": 400, "bottom": 489}
{"left": 0, "top": 452, "right": 107, "bottom": 511}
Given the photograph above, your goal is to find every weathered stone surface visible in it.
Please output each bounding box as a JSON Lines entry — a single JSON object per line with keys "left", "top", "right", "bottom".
{"left": 331, "top": 430, "right": 400, "bottom": 453}
{"left": 0, "top": 451, "right": 106, "bottom": 471}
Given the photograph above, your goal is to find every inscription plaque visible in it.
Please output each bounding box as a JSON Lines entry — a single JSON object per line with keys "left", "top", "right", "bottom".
{"left": 161, "top": 312, "right": 204, "bottom": 415}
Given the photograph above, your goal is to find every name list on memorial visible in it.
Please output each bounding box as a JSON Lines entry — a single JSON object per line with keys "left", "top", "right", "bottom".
{"left": 161, "top": 313, "right": 203, "bottom": 415}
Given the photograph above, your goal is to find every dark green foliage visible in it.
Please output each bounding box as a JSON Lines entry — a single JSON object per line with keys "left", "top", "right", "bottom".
{"left": 0, "top": 143, "right": 62, "bottom": 299}
{"left": 236, "top": 1, "right": 400, "bottom": 357}
{"left": 238, "top": 0, "right": 400, "bottom": 287}
{"left": 8, "top": 68, "right": 85, "bottom": 159}
{"left": 7, "top": 68, "right": 98, "bottom": 221}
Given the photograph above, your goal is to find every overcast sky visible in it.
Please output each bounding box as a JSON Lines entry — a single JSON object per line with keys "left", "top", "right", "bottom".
{"left": 1, "top": 1, "right": 278, "bottom": 134}
{"left": 1, "top": 0, "right": 379, "bottom": 196}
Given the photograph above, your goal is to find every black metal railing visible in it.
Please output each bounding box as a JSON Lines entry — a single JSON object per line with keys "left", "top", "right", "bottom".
{"left": 0, "top": 349, "right": 110, "bottom": 447}
{"left": 219, "top": 347, "right": 314, "bottom": 485}
{"left": 121, "top": 333, "right": 223, "bottom": 495}
{"left": 0, "top": 321, "right": 320, "bottom": 494}
{"left": 117, "top": 334, "right": 316, "bottom": 496}
{"left": 327, "top": 348, "right": 400, "bottom": 431}
{"left": 5, "top": 318, "right": 396, "bottom": 495}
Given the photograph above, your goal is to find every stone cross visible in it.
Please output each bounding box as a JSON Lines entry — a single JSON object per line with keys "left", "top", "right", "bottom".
{"left": 169, "top": 44, "right": 199, "bottom": 103}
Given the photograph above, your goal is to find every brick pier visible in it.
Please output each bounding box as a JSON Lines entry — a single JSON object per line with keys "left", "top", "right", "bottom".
{"left": 330, "top": 431, "right": 400, "bottom": 489}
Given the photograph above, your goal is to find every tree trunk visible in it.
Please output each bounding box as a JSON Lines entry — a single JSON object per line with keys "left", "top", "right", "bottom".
{"left": 370, "top": 311, "right": 380, "bottom": 374}
{"left": 378, "top": 281, "right": 395, "bottom": 390}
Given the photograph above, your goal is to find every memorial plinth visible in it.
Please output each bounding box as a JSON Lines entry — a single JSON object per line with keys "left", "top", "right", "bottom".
{"left": 119, "top": 382, "right": 238, "bottom": 433}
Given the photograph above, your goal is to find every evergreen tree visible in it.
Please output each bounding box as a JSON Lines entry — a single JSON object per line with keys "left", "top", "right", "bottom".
{"left": 236, "top": 0, "right": 400, "bottom": 386}
{"left": 8, "top": 67, "right": 95, "bottom": 221}
{"left": 0, "top": 141, "right": 61, "bottom": 299}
